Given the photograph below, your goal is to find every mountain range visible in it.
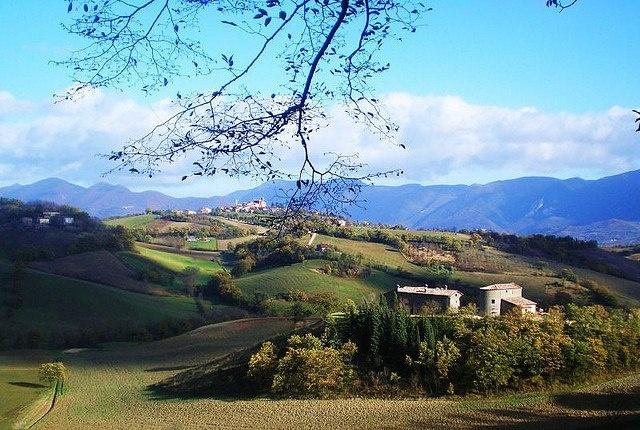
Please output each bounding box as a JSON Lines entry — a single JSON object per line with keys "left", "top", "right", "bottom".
{"left": 2, "top": 170, "right": 640, "bottom": 245}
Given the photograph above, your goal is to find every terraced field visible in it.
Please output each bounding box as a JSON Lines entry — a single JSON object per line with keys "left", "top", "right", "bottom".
{"left": 3, "top": 318, "right": 639, "bottom": 430}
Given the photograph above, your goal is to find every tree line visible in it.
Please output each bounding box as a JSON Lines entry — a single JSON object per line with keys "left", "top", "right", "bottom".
{"left": 248, "top": 300, "right": 640, "bottom": 398}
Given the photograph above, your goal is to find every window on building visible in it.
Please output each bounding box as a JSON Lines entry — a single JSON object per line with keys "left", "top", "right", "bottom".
{"left": 491, "top": 299, "right": 495, "bottom": 304}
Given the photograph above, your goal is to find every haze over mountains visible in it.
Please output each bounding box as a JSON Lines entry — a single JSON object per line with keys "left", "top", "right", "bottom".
{"left": 2, "top": 170, "right": 640, "bottom": 245}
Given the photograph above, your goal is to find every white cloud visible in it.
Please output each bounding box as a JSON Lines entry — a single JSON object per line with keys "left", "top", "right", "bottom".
{"left": 0, "top": 91, "right": 33, "bottom": 116}
{"left": 306, "top": 94, "right": 639, "bottom": 184}
{"left": 0, "top": 90, "right": 638, "bottom": 195}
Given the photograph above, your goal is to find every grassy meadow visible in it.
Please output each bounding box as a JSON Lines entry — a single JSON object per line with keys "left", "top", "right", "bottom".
{"left": 0, "top": 355, "right": 51, "bottom": 430}
{"left": 185, "top": 239, "right": 218, "bottom": 251}
{"left": 0, "top": 264, "right": 201, "bottom": 342}
{"left": 235, "top": 259, "right": 410, "bottom": 303}
{"left": 131, "top": 244, "right": 223, "bottom": 282}
{"left": 104, "top": 214, "right": 157, "bottom": 228}
{"left": 2, "top": 318, "right": 639, "bottom": 430}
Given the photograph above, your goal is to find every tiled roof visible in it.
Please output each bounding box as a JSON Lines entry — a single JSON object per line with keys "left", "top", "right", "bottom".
{"left": 502, "top": 296, "right": 537, "bottom": 307}
{"left": 480, "top": 282, "right": 522, "bottom": 291}
{"left": 397, "top": 286, "right": 462, "bottom": 297}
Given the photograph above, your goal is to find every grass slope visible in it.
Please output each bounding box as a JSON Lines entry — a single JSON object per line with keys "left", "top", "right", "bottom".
{"left": 0, "top": 357, "right": 49, "bottom": 430}
{"left": 3, "top": 318, "right": 640, "bottom": 430}
{"left": 104, "top": 214, "right": 157, "bottom": 228}
{"left": 133, "top": 244, "right": 222, "bottom": 283}
{"left": 30, "top": 250, "right": 166, "bottom": 295}
{"left": 185, "top": 239, "right": 218, "bottom": 251}
{"left": 213, "top": 216, "right": 269, "bottom": 234}
{"left": 0, "top": 263, "right": 200, "bottom": 346}
{"left": 313, "top": 234, "right": 640, "bottom": 306}
{"left": 217, "top": 235, "right": 260, "bottom": 250}
{"left": 314, "top": 234, "right": 422, "bottom": 273}
{"left": 235, "top": 259, "right": 407, "bottom": 303}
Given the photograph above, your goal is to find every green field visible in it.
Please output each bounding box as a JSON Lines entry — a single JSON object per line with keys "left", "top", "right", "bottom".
{"left": 0, "top": 318, "right": 301, "bottom": 430}
{"left": 0, "top": 261, "right": 203, "bottom": 348}
{"left": 104, "top": 214, "right": 157, "bottom": 228}
{"left": 133, "top": 244, "right": 223, "bottom": 282}
{"left": 2, "top": 318, "right": 640, "bottom": 430}
{"left": 0, "top": 356, "right": 51, "bottom": 430}
{"left": 313, "top": 234, "right": 429, "bottom": 273}
{"left": 185, "top": 239, "right": 218, "bottom": 251}
{"left": 235, "top": 259, "right": 407, "bottom": 304}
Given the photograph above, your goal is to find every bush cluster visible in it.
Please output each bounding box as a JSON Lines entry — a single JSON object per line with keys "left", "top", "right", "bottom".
{"left": 248, "top": 333, "right": 357, "bottom": 398}
{"left": 230, "top": 236, "right": 306, "bottom": 275}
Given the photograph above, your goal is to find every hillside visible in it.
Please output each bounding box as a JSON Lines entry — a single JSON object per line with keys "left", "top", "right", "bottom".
{"left": 3, "top": 170, "right": 640, "bottom": 243}
{"left": 4, "top": 318, "right": 640, "bottom": 430}
{"left": 310, "top": 233, "right": 640, "bottom": 308}
{"left": 0, "top": 318, "right": 302, "bottom": 429}
{"left": 30, "top": 250, "right": 167, "bottom": 295}
{"left": 234, "top": 259, "right": 411, "bottom": 314}
{"left": 0, "top": 258, "right": 204, "bottom": 349}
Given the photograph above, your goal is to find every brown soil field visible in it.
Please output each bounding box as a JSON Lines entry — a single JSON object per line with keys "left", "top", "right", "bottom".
{"left": 30, "top": 250, "right": 166, "bottom": 295}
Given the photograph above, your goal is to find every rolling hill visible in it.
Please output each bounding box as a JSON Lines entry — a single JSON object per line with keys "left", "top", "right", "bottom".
{"left": 2, "top": 170, "right": 640, "bottom": 244}
{"left": 4, "top": 319, "right": 640, "bottom": 430}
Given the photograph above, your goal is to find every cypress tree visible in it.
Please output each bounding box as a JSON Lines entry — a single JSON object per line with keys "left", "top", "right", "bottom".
{"left": 420, "top": 317, "right": 436, "bottom": 350}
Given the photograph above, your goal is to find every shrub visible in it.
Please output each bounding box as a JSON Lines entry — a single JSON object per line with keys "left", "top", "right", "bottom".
{"left": 203, "top": 272, "right": 245, "bottom": 305}
{"left": 247, "top": 341, "right": 278, "bottom": 388}
{"left": 249, "top": 334, "right": 358, "bottom": 398}
{"left": 231, "top": 255, "right": 256, "bottom": 276}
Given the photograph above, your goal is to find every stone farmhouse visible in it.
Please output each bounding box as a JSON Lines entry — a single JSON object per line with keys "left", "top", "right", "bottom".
{"left": 479, "top": 283, "right": 537, "bottom": 316}
{"left": 396, "top": 282, "right": 537, "bottom": 316}
{"left": 396, "top": 285, "right": 463, "bottom": 313}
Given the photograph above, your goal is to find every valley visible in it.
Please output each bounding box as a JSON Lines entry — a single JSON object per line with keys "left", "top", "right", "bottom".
{"left": 2, "top": 200, "right": 640, "bottom": 429}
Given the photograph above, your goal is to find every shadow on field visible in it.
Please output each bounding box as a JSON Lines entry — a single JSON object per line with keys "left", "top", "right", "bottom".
{"left": 144, "top": 365, "right": 194, "bottom": 373}
{"left": 553, "top": 387, "right": 640, "bottom": 411}
{"left": 429, "top": 386, "right": 640, "bottom": 430}
{"left": 462, "top": 411, "right": 640, "bottom": 430}
{"left": 8, "top": 381, "right": 47, "bottom": 389}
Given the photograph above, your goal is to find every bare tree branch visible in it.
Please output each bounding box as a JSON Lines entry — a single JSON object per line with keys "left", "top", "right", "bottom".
{"left": 58, "top": 0, "right": 430, "bottom": 224}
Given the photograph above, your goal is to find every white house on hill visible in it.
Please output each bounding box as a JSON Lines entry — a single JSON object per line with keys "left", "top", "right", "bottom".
{"left": 479, "top": 283, "right": 537, "bottom": 316}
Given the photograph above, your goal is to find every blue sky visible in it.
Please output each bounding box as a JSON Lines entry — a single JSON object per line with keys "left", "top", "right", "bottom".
{"left": 0, "top": 1, "right": 638, "bottom": 196}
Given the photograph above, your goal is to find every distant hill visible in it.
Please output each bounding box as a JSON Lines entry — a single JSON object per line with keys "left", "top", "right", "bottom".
{"left": 2, "top": 170, "right": 640, "bottom": 244}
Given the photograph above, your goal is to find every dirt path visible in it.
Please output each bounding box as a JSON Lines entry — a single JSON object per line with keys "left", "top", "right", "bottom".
{"left": 307, "top": 232, "right": 317, "bottom": 246}
{"left": 12, "top": 382, "right": 58, "bottom": 430}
